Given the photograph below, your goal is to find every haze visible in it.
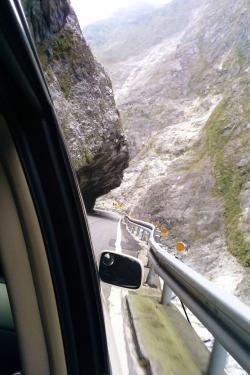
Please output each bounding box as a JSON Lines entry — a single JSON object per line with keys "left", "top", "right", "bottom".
{"left": 71, "top": 0, "right": 173, "bottom": 27}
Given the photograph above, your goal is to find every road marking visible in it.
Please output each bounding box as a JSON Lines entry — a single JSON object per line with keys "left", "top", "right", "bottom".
{"left": 108, "top": 288, "right": 128, "bottom": 375}
{"left": 115, "top": 218, "right": 122, "bottom": 253}
{"left": 109, "top": 217, "right": 129, "bottom": 375}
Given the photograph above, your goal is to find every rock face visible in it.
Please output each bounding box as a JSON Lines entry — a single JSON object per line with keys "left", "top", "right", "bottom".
{"left": 86, "top": 0, "right": 250, "bottom": 301}
{"left": 22, "top": 0, "right": 70, "bottom": 44}
{"left": 22, "top": 0, "right": 129, "bottom": 211}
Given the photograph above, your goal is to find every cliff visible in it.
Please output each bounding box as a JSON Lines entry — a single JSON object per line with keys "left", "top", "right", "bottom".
{"left": 22, "top": 0, "right": 129, "bottom": 211}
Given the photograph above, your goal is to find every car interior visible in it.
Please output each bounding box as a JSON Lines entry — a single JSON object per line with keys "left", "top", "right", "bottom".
{"left": 0, "top": 113, "right": 143, "bottom": 375}
{"left": 0, "top": 263, "right": 21, "bottom": 375}
{"left": 0, "top": 3, "right": 117, "bottom": 366}
{"left": 0, "top": 4, "right": 142, "bottom": 373}
{"left": 0, "top": 115, "right": 67, "bottom": 375}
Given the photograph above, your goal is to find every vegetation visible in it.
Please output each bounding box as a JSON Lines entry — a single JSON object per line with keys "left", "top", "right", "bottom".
{"left": 81, "top": 144, "right": 94, "bottom": 164}
{"left": 51, "top": 31, "right": 80, "bottom": 62}
{"left": 55, "top": 75, "right": 70, "bottom": 98}
{"left": 38, "top": 31, "right": 85, "bottom": 99}
{"left": 202, "top": 99, "right": 250, "bottom": 268}
{"left": 37, "top": 32, "right": 80, "bottom": 68}
{"left": 235, "top": 46, "right": 249, "bottom": 67}
{"left": 116, "top": 115, "right": 124, "bottom": 131}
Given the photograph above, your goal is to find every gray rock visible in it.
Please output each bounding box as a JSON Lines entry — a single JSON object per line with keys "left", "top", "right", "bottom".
{"left": 86, "top": 0, "right": 250, "bottom": 302}
{"left": 22, "top": 0, "right": 70, "bottom": 44}
{"left": 22, "top": 0, "right": 129, "bottom": 210}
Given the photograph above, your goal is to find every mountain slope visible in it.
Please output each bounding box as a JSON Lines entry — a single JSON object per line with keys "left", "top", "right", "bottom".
{"left": 87, "top": 0, "right": 250, "bottom": 266}
{"left": 85, "top": 0, "right": 250, "bottom": 302}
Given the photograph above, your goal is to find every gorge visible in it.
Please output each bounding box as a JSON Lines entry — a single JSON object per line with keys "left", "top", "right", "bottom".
{"left": 85, "top": 0, "right": 250, "bottom": 304}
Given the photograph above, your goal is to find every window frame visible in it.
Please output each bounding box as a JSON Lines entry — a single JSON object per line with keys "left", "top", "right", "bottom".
{"left": 0, "top": 1, "right": 111, "bottom": 374}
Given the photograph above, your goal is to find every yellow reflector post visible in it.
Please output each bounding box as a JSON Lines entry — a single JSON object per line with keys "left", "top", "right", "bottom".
{"left": 176, "top": 242, "right": 185, "bottom": 252}
{"left": 161, "top": 228, "right": 169, "bottom": 237}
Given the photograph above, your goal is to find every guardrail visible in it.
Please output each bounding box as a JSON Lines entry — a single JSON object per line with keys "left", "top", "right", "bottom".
{"left": 124, "top": 215, "right": 250, "bottom": 375}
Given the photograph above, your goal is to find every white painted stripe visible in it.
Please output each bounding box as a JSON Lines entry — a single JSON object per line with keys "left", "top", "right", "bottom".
{"left": 108, "top": 288, "right": 128, "bottom": 375}
{"left": 108, "top": 218, "right": 129, "bottom": 375}
{"left": 115, "top": 218, "right": 122, "bottom": 253}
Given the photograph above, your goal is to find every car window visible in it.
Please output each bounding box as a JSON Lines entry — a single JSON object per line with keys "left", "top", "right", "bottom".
{"left": 7, "top": 1, "right": 250, "bottom": 375}
{"left": 0, "top": 2, "right": 112, "bottom": 372}
{"left": 0, "top": 266, "right": 21, "bottom": 375}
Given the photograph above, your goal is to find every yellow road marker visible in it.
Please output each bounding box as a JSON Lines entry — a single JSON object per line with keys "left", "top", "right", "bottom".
{"left": 161, "top": 228, "right": 169, "bottom": 237}
{"left": 176, "top": 242, "right": 185, "bottom": 252}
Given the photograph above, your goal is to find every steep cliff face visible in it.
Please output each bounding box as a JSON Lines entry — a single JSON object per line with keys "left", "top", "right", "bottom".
{"left": 22, "top": 0, "right": 70, "bottom": 44}
{"left": 86, "top": 0, "right": 250, "bottom": 300}
{"left": 23, "top": 0, "right": 129, "bottom": 211}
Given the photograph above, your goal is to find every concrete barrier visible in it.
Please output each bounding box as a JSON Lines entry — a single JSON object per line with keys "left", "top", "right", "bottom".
{"left": 127, "top": 288, "right": 209, "bottom": 375}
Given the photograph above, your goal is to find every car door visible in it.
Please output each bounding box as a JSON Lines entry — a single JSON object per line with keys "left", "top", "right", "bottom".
{"left": 0, "top": 1, "right": 113, "bottom": 374}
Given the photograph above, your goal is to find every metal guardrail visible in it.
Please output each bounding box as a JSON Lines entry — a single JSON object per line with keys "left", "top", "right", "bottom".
{"left": 124, "top": 215, "right": 250, "bottom": 375}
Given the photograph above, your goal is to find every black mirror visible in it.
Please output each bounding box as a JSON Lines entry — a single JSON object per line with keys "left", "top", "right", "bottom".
{"left": 99, "top": 251, "right": 143, "bottom": 289}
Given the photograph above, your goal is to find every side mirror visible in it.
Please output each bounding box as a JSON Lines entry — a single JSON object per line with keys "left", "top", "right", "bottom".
{"left": 99, "top": 251, "right": 143, "bottom": 289}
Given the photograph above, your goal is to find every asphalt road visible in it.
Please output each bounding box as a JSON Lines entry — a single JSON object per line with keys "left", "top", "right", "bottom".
{"left": 88, "top": 210, "right": 140, "bottom": 258}
{"left": 88, "top": 210, "right": 120, "bottom": 258}
{"left": 88, "top": 209, "right": 140, "bottom": 299}
{"left": 87, "top": 210, "right": 143, "bottom": 375}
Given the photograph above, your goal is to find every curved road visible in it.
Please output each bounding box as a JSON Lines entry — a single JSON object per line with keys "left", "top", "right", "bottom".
{"left": 88, "top": 210, "right": 140, "bottom": 258}
{"left": 88, "top": 209, "right": 141, "bottom": 301}
{"left": 87, "top": 210, "right": 142, "bottom": 375}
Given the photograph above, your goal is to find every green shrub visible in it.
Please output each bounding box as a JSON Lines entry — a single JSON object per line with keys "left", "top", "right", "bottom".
{"left": 202, "top": 99, "right": 250, "bottom": 268}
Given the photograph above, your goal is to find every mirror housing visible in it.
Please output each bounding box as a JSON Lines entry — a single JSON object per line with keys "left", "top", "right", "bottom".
{"left": 99, "top": 251, "right": 143, "bottom": 289}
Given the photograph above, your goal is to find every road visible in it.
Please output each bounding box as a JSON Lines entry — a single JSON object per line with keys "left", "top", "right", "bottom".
{"left": 87, "top": 210, "right": 142, "bottom": 375}
{"left": 88, "top": 211, "right": 248, "bottom": 375}
{"left": 88, "top": 210, "right": 140, "bottom": 258}
{"left": 87, "top": 209, "right": 140, "bottom": 302}
{"left": 88, "top": 210, "right": 120, "bottom": 258}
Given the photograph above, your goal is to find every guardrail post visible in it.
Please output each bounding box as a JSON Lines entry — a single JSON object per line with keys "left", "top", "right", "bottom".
{"left": 142, "top": 230, "right": 147, "bottom": 242}
{"left": 154, "top": 229, "right": 161, "bottom": 243}
{"left": 206, "top": 339, "right": 228, "bottom": 375}
{"left": 146, "top": 263, "right": 159, "bottom": 288}
{"left": 161, "top": 281, "right": 173, "bottom": 305}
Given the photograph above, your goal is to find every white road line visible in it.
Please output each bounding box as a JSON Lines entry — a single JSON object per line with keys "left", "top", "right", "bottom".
{"left": 109, "top": 218, "right": 129, "bottom": 375}
{"left": 115, "top": 218, "right": 122, "bottom": 253}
